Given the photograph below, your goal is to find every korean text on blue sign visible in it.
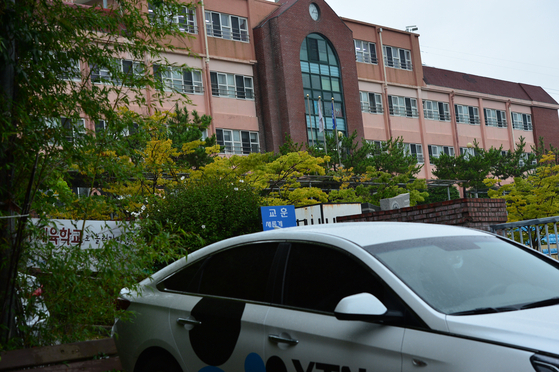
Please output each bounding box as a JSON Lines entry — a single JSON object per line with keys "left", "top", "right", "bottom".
{"left": 260, "top": 205, "right": 297, "bottom": 231}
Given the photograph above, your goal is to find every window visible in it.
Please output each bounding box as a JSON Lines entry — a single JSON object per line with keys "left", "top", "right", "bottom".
{"left": 72, "top": 187, "right": 90, "bottom": 198}
{"left": 388, "top": 95, "right": 418, "bottom": 118}
{"left": 460, "top": 147, "right": 477, "bottom": 159}
{"left": 360, "top": 92, "right": 383, "bottom": 114}
{"left": 511, "top": 112, "right": 533, "bottom": 131}
{"left": 210, "top": 72, "right": 253, "bottom": 99}
{"left": 95, "top": 120, "right": 107, "bottom": 133}
{"left": 405, "top": 143, "right": 424, "bottom": 163}
{"left": 149, "top": 3, "right": 197, "bottom": 34}
{"left": 91, "top": 59, "right": 144, "bottom": 85}
{"left": 205, "top": 11, "right": 248, "bottom": 42}
{"left": 46, "top": 117, "right": 85, "bottom": 143}
{"left": 283, "top": 243, "right": 387, "bottom": 313}
{"left": 428, "top": 145, "right": 454, "bottom": 160}
{"left": 155, "top": 65, "right": 203, "bottom": 94}
{"left": 354, "top": 40, "right": 377, "bottom": 64}
{"left": 300, "top": 34, "right": 346, "bottom": 140}
{"left": 423, "top": 100, "right": 450, "bottom": 121}
{"left": 455, "top": 104, "right": 480, "bottom": 125}
{"left": 484, "top": 108, "right": 507, "bottom": 128}
{"left": 162, "top": 243, "right": 277, "bottom": 302}
{"left": 61, "top": 59, "right": 81, "bottom": 81}
{"left": 383, "top": 46, "right": 412, "bottom": 70}
{"left": 216, "top": 128, "right": 259, "bottom": 155}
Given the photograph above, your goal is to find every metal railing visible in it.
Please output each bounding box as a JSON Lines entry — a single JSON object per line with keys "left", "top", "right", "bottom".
{"left": 490, "top": 216, "right": 559, "bottom": 259}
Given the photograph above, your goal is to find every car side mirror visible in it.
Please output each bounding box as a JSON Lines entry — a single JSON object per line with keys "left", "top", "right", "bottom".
{"left": 334, "top": 293, "right": 402, "bottom": 323}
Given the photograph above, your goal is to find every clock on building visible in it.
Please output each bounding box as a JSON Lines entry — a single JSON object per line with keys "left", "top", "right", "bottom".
{"left": 309, "top": 3, "right": 320, "bottom": 21}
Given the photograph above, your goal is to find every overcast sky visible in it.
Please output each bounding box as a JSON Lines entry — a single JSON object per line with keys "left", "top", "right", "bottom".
{"left": 324, "top": 0, "right": 559, "bottom": 104}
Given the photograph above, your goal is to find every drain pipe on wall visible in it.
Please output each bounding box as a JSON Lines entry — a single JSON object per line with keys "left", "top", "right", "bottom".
{"left": 200, "top": 1, "right": 215, "bottom": 135}
{"left": 378, "top": 27, "right": 392, "bottom": 139}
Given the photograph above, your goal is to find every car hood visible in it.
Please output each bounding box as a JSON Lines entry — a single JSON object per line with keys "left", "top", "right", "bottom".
{"left": 445, "top": 305, "right": 559, "bottom": 353}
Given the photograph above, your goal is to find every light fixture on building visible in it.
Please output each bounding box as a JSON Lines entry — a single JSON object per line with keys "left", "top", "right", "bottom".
{"left": 406, "top": 25, "right": 418, "bottom": 32}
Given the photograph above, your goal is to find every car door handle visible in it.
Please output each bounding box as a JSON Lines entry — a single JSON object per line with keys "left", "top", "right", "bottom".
{"left": 268, "top": 334, "right": 299, "bottom": 345}
{"left": 176, "top": 317, "right": 201, "bottom": 326}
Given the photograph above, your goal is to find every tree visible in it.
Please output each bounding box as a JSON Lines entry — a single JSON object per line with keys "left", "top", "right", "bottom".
{"left": 0, "top": 0, "right": 197, "bottom": 346}
{"left": 485, "top": 152, "right": 559, "bottom": 222}
{"left": 143, "top": 177, "right": 263, "bottom": 255}
{"left": 308, "top": 132, "right": 423, "bottom": 176}
{"left": 431, "top": 139, "right": 538, "bottom": 196}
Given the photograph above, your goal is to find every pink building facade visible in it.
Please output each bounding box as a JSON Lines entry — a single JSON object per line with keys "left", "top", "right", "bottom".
{"left": 82, "top": 0, "right": 559, "bottom": 180}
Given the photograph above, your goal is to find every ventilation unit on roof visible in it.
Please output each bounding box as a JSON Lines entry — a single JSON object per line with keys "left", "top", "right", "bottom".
{"left": 380, "top": 193, "right": 410, "bottom": 211}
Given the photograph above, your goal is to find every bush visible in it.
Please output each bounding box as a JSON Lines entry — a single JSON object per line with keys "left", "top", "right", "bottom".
{"left": 145, "top": 178, "right": 263, "bottom": 254}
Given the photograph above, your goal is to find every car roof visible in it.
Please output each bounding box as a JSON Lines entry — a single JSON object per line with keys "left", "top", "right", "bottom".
{"left": 219, "top": 221, "right": 490, "bottom": 248}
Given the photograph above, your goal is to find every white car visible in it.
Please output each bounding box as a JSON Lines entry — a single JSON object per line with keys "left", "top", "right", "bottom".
{"left": 113, "top": 222, "right": 559, "bottom": 372}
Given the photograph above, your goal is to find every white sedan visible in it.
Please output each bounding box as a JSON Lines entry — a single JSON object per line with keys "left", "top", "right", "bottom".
{"left": 113, "top": 222, "right": 559, "bottom": 372}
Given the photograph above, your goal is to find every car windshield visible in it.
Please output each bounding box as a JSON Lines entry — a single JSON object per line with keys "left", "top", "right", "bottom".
{"left": 366, "top": 235, "right": 559, "bottom": 315}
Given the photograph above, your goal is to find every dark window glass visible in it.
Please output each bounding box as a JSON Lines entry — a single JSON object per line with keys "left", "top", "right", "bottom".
{"left": 235, "top": 75, "right": 245, "bottom": 99}
{"left": 241, "top": 130, "right": 250, "bottom": 154}
{"left": 232, "top": 16, "right": 240, "bottom": 41}
{"left": 216, "top": 128, "right": 224, "bottom": 146}
{"left": 308, "top": 38, "right": 319, "bottom": 62}
{"left": 438, "top": 102, "right": 446, "bottom": 121}
{"left": 211, "top": 12, "right": 221, "bottom": 37}
{"left": 210, "top": 71, "right": 219, "bottom": 96}
{"left": 197, "top": 243, "right": 278, "bottom": 302}
{"left": 283, "top": 243, "right": 385, "bottom": 313}
{"left": 162, "top": 258, "right": 207, "bottom": 292}
{"left": 183, "top": 70, "right": 193, "bottom": 91}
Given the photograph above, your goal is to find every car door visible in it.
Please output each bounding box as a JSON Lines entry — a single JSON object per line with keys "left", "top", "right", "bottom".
{"left": 164, "top": 242, "right": 279, "bottom": 372}
{"left": 263, "top": 242, "right": 408, "bottom": 372}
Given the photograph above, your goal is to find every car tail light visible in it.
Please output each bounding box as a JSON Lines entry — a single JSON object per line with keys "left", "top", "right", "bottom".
{"left": 115, "top": 297, "right": 131, "bottom": 311}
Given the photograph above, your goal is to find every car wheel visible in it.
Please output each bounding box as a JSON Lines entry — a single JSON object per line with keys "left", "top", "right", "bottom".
{"left": 134, "top": 352, "right": 183, "bottom": 372}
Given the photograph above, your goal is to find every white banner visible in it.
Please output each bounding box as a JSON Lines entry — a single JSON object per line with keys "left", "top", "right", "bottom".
{"left": 31, "top": 219, "right": 132, "bottom": 249}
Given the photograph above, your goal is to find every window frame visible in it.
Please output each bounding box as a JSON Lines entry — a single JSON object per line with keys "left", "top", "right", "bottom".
{"left": 155, "top": 65, "right": 203, "bottom": 94}
{"left": 428, "top": 144, "right": 455, "bottom": 161}
{"left": 354, "top": 39, "right": 378, "bottom": 64}
{"left": 455, "top": 104, "right": 480, "bottom": 125}
{"left": 483, "top": 108, "right": 507, "bottom": 128}
{"left": 91, "top": 59, "right": 144, "bottom": 85}
{"left": 205, "top": 10, "right": 249, "bottom": 42}
{"left": 388, "top": 95, "right": 418, "bottom": 118}
{"left": 406, "top": 143, "right": 424, "bottom": 163}
{"left": 360, "top": 91, "right": 383, "bottom": 114}
{"left": 210, "top": 71, "right": 253, "bottom": 99}
{"left": 511, "top": 112, "right": 533, "bottom": 131}
{"left": 383, "top": 45, "right": 412, "bottom": 70}
{"left": 216, "top": 128, "right": 260, "bottom": 155}
{"left": 149, "top": 3, "right": 197, "bottom": 34}
{"left": 423, "top": 100, "right": 450, "bottom": 121}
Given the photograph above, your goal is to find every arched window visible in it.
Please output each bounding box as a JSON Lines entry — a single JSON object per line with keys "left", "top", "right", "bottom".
{"left": 300, "top": 34, "right": 346, "bottom": 145}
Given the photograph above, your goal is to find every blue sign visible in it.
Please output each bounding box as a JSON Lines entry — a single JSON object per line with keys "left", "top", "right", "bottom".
{"left": 260, "top": 205, "right": 297, "bottom": 231}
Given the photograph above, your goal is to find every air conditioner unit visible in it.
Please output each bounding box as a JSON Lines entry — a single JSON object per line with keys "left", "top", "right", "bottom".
{"left": 380, "top": 193, "right": 410, "bottom": 211}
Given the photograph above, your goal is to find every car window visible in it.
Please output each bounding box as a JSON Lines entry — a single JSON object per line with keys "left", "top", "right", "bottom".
{"left": 195, "top": 242, "right": 278, "bottom": 302}
{"left": 368, "top": 236, "right": 559, "bottom": 314}
{"left": 282, "top": 243, "right": 386, "bottom": 313}
{"left": 161, "top": 257, "right": 206, "bottom": 293}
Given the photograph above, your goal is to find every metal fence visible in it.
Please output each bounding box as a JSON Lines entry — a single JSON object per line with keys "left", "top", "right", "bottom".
{"left": 490, "top": 216, "right": 559, "bottom": 258}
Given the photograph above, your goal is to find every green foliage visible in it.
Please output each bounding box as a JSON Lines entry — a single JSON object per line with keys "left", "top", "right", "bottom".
{"left": 0, "top": 0, "right": 200, "bottom": 347}
{"left": 10, "top": 220, "right": 186, "bottom": 348}
{"left": 485, "top": 152, "right": 559, "bottom": 222}
{"left": 420, "top": 186, "right": 460, "bottom": 205}
{"left": 165, "top": 105, "right": 217, "bottom": 170}
{"left": 432, "top": 138, "right": 538, "bottom": 193}
{"left": 144, "top": 178, "right": 263, "bottom": 253}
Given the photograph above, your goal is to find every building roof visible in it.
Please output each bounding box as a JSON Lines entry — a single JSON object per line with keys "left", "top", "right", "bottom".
{"left": 423, "top": 66, "right": 558, "bottom": 105}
